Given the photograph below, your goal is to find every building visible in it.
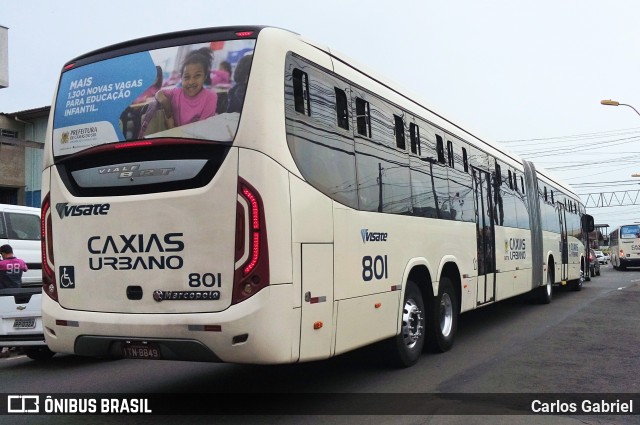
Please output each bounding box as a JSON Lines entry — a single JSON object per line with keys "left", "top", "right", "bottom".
{"left": 0, "top": 106, "right": 49, "bottom": 207}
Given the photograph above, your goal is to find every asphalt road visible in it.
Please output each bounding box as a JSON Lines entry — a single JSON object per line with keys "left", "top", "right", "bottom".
{"left": 1, "top": 263, "right": 639, "bottom": 425}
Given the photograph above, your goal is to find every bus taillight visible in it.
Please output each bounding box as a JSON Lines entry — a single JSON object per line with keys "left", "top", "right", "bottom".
{"left": 41, "top": 194, "right": 58, "bottom": 301}
{"left": 233, "top": 178, "right": 269, "bottom": 305}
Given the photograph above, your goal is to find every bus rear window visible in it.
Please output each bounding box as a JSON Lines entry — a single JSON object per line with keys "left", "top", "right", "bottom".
{"left": 620, "top": 225, "right": 640, "bottom": 239}
{"left": 53, "top": 39, "right": 255, "bottom": 158}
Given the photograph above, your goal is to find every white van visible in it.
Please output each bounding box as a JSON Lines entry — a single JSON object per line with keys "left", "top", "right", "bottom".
{"left": 0, "top": 204, "right": 54, "bottom": 360}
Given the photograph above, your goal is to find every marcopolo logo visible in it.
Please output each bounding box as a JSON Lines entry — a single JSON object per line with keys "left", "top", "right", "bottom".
{"left": 361, "top": 229, "right": 388, "bottom": 243}
{"left": 56, "top": 203, "right": 110, "bottom": 219}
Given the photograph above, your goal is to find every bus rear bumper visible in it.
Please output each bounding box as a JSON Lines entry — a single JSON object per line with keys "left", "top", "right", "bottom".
{"left": 619, "top": 258, "right": 640, "bottom": 268}
{"left": 42, "top": 284, "right": 300, "bottom": 364}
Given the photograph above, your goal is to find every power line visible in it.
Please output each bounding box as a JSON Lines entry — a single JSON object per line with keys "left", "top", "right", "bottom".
{"left": 498, "top": 126, "right": 640, "bottom": 144}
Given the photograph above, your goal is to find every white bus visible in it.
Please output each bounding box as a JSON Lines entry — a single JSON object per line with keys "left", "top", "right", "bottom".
{"left": 41, "top": 26, "right": 593, "bottom": 367}
{"left": 609, "top": 224, "right": 640, "bottom": 270}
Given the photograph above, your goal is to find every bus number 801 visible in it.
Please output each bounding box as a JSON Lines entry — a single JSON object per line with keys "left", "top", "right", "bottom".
{"left": 362, "top": 255, "right": 388, "bottom": 281}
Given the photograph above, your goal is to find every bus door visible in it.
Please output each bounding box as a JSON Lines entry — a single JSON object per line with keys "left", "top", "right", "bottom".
{"left": 558, "top": 207, "right": 569, "bottom": 281}
{"left": 473, "top": 168, "right": 496, "bottom": 305}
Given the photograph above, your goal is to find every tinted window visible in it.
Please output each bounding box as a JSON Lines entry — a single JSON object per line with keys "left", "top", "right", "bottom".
{"left": 356, "top": 98, "right": 371, "bottom": 137}
{"left": 410, "top": 123, "right": 420, "bottom": 155}
{"left": 53, "top": 38, "right": 256, "bottom": 157}
{"left": 356, "top": 140, "right": 411, "bottom": 214}
{"left": 293, "top": 69, "right": 311, "bottom": 115}
{"left": 410, "top": 158, "right": 437, "bottom": 218}
{"left": 335, "top": 87, "right": 349, "bottom": 130}
{"left": 6, "top": 212, "right": 41, "bottom": 240}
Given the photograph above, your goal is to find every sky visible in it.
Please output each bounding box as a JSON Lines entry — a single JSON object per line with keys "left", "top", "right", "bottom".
{"left": 2, "top": 0, "right": 640, "bottom": 233}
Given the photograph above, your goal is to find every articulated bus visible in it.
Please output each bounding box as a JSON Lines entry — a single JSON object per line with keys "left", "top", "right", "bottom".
{"left": 41, "top": 26, "right": 594, "bottom": 367}
{"left": 609, "top": 224, "right": 640, "bottom": 270}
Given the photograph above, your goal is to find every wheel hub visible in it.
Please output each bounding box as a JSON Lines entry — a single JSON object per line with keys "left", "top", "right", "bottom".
{"left": 401, "top": 299, "right": 424, "bottom": 348}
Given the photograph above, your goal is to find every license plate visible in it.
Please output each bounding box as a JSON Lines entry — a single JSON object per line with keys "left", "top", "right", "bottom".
{"left": 13, "top": 317, "right": 36, "bottom": 329}
{"left": 121, "top": 342, "right": 162, "bottom": 360}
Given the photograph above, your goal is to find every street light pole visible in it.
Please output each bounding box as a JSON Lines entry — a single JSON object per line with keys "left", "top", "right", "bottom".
{"left": 600, "top": 99, "right": 640, "bottom": 118}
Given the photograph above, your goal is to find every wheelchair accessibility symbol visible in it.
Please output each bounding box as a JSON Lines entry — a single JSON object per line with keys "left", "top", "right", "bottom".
{"left": 59, "top": 266, "right": 75, "bottom": 289}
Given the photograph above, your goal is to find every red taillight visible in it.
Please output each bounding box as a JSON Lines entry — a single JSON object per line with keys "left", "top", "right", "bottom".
{"left": 235, "top": 31, "right": 254, "bottom": 38}
{"left": 41, "top": 194, "right": 58, "bottom": 301}
{"left": 241, "top": 186, "right": 261, "bottom": 275}
{"left": 114, "top": 141, "right": 153, "bottom": 149}
{"left": 233, "top": 178, "right": 269, "bottom": 304}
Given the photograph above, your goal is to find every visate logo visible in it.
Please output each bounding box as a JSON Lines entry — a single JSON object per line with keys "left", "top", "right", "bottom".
{"left": 360, "top": 229, "right": 388, "bottom": 243}
{"left": 56, "top": 203, "right": 110, "bottom": 219}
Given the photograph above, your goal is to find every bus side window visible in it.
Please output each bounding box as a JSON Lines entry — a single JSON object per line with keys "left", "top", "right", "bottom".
{"left": 436, "top": 135, "right": 445, "bottom": 164}
{"left": 356, "top": 97, "right": 371, "bottom": 137}
{"left": 292, "top": 68, "right": 311, "bottom": 116}
{"left": 410, "top": 123, "right": 421, "bottom": 155}
{"left": 447, "top": 140, "right": 454, "bottom": 168}
{"left": 394, "top": 115, "right": 406, "bottom": 150}
{"left": 462, "top": 147, "right": 468, "bottom": 172}
{"left": 335, "top": 87, "right": 349, "bottom": 130}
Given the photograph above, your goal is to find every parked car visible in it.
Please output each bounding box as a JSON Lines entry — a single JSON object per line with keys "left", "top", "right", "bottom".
{"left": 0, "top": 204, "right": 55, "bottom": 360}
{"left": 594, "top": 250, "right": 607, "bottom": 265}
{"left": 589, "top": 249, "right": 601, "bottom": 277}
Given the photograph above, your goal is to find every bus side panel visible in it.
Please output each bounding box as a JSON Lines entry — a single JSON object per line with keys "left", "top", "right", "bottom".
{"left": 299, "top": 243, "right": 334, "bottom": 362}
{"left": 494, "top": 226, "right": 532, "bottom": 301}
{"left": 289, "top": 176, "right": 334, "bottom": 244}
{"left": 289, "top": 175, "right": 335, "bottom": 361}
{"left": 542, "top": 231, "right": 561, "bottom": 283}
{"left": 334, "top": 291, "right": 400, "bottom": 356}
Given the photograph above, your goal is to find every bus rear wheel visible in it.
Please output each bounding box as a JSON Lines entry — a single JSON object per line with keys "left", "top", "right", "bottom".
{"left": 388, "top": 280, "right": 425, "bottom": 368}
{"left": 426, "top": 277, "right": 457, "bottom": 353}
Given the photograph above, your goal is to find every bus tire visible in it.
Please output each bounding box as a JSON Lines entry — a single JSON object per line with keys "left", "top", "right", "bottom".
{"left": 425, "top": 277, "right": 457, "bottom": 353}
{"left": 388, "top": 280, "right": 425, "bottom": 367}
{"left": 535, "top": 268, "right": 553, "bottom": 303}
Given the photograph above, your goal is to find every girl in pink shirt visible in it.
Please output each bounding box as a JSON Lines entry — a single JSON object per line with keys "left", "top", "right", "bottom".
{"left": 156, "top": 48, "right": 217, "bottom": 128}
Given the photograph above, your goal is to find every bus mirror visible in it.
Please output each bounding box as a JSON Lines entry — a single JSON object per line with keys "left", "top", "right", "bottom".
{"left": 581, "top": 214, "right": 595, "bottom": 233}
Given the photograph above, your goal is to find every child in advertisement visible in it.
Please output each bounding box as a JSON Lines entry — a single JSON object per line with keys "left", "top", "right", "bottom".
{"left": 155, "top": 48, "right": 218, "bottom": 129}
